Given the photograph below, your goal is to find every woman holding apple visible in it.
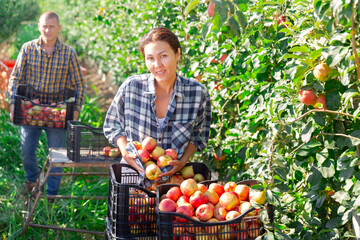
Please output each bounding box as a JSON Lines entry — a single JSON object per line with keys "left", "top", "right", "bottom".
{"left": 103, "top": 27, "right": 211, "bottom": 178}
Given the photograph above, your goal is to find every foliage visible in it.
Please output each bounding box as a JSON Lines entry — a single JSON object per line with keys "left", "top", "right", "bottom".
{"left": 0, "top": 0, "right": 40, "bottom": 43}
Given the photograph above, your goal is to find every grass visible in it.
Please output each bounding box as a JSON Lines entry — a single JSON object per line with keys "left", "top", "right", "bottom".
{"left": 0, "top": 108, "right": 108, "bottom": 240}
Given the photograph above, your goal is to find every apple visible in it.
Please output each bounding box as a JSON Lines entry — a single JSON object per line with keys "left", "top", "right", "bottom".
{"left": 213, "top": 206, "right": 227, "bottom": 221}
{"left": 170, "top": 174, "right": 184, "bottom": 184}
{"left": 37, "top": 119, "right": 45, "bottom": 127}
{"left": 103, "top": 146, "right": 111, "bottom": 156}
{"left": 133, "top": 141, "right": 142, "bottom": 150}
{"left": 213, "top": 152, "right": 225, "bottom": 161}
{"left": 33, "top": 105, "right": 42, "bottom": 115}
{"left": 180, "top": 179, "right": 198, "bottom": 197}
{"left": 143, "top": 160, "right": 156, "bottom": 168}
{"left": 238, "top": 201, "right": 256, "bottom": 217}
{"left": 234, "top": 184, "right": 250, "bottom": 201}
{"left": 195, "top": 204, "right": 213, "bottom": 222}
{"left": 219, "top": 53, "right": 228, "bottom": 63}
{"left": 187, "top": 216, "right": 202, "bottom": 234}
{"left": 32, "top": 99, "right": 40, "bottom": 105}
{"left": 204, "top": 189, "right": 219, "bottom": 205}
{"left": 142, "top": 136, "right": 157, "bottom": 152}
{"left": 54, "top": 120, "right": 64, "bottom": 128}
{"left": 313, "top": 94, "right": 327, "bottom": 110}
{"left": 180, "top": 165, "right": 195, "bottom": 179}
{"left": 299, "top": 89, "right": 317, "bottom": 106}
{"left": 159, "top": 198, "right": 177, "bottom": 212}
{"left": 151, "top": 146, "right": 165, "bottom": 160}
{"left": 164, "top": 148, "right": 178, "bottom": 160}
{"left": 249, "top": 189, "right": 267, "bottom": 205}
{"left": 109, "top": 148, "right": 120, "bottom": 157}
{"left": 52, "top": 108, "right": 60, "bottom": 117}
{"left": 175, "top": 203, "right": 194, "bottom": 222}
{"left": 176, "top": 195, "right": 190, "bottom": 206}
{"left": 190, "top": 190, "right": 208, "bottom": 209}
{"left": 145, "top": 164, "right": 161, "bottom": 180}
{"left": 313, "top": 62, "right": 332, "bottom": 81}
{"left": 219, "top": 192, "right": 239, "bottom": 211}
{"left": 193, "top": 173, "right": 205, "bottom": 183}
{"left": 225, "top": 210, "right": 241, "bottom": 227}
{"left": 197, "top": 183, "right": 207, "bottom": 193}
{"left": 207, "top": 1, "right": 214, "bottom": 17}
{"left": 157, "top": 155, "right": 172, "bottom": 168}
{"left": 224, "top": 181, "right": 237, "bottom": 192}
{"left": 166, "top": 186, "right": 183, "bottom": 202}
{"left": 276, "top": 15, "right": 287, "bottom": 26}
{"left": 204, "top": 218, "right": 220, "bottom": 234}
{"left": 23, "top": 100, "right": 32, "bottom": 109}
{"left": 46, "top": 120, "right": 54, "bottom": 128}
{"left": 138, "top": 148, "right": 151, "bottom": 163}
{"left": 209, "top": 183, "right": 224, "bottom": 198}
{"left": 60, "top": 108, "right": 66, "bottom": 117}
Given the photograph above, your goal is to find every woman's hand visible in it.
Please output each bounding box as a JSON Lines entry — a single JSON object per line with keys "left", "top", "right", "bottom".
{"left": 123, "top": 152, "right": 144, "bottom": 173}
{"left": 159, "top": 159, "right": 187, "bottom": 177}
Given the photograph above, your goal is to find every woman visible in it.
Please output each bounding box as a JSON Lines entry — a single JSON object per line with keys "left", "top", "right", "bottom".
{"left": 103, "top": 27, "right": 211, "bottom": 178}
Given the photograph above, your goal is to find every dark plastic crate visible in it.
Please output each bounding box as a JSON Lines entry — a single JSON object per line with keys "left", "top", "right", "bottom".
{"left": 156, "top": 180, "right": 272, "bottom": 240}
{"left": 107, "top": 162, "right": 217, "bottom": 239}
{"left": 67, "top": 120, "right": 121, "bottom": 162}
{"left": 13, "top": 84, "right": 75, "bottom": 128}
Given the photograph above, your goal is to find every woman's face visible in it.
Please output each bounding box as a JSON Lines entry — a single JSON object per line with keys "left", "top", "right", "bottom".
{"left": 144, "top": 41, "right": 180, "bottom": 83}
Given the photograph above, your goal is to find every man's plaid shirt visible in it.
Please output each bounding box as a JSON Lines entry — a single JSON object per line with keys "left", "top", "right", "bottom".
{"left": 103, "top": 73, "right": 211, "bottom": 158}
{"left": 8, "top": 37, "right": 85, "bottom": 111}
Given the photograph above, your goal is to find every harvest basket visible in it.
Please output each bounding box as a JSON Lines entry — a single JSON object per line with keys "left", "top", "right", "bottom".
{"left": 156, "top": 180, "right": 273, "bottom": 240}
{"left": 13, "top": 84, "right": 75, "bottom": 128}
{"left": 67, "top": 120, "right": 121, "bottom": 162}
{"left": 107, "top": 162, "right": 217, "bottom": 239}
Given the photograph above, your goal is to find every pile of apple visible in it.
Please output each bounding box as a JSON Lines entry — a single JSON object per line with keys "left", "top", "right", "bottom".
{"left": 158, "top": 180, "right": 267, "bottom": 239}
{"left": 134, "top": 137, "right": 179, "bottom": 181}
{"left": 20, "top": 99, "right": 66, "bottom": 128}
{"left": 102, "top": 146, "right": 121, "bottom": 158}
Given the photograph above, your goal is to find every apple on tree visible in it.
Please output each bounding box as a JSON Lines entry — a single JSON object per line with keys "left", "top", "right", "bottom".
{"left": 298, "top": 89, "right": 317, "bottom": 106}
{"left": 313, "top": 62, "right": 332, "bottom": 81}
{"left": 313, "top": 94, "right": 327, "bottom": 110}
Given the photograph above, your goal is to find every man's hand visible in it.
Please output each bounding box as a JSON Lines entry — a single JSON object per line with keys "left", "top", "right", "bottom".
{"left": 159, "top": 159, "right": 187, "bottom": 177}
{"left": 123, "top": 152, "right": 144, "bottom": 173}
{"left": 9, "top": 104, "right": 14, "bottom": 122}
{"left": 73, "top": 110, "right": 80, "bottom": 120}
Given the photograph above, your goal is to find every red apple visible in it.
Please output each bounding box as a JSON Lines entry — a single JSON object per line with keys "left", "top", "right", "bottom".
{"left": 204, "top": 189, "right": 219, "bottom": 205}
{"left": 175, "top": 203, "right": 194, "bottom": 222}
{"left": 219, "top": 53, "right": 228, "bottom": 63}
{"left": 213, "top": 206, "right": 227, "bottom": 221}
{"left": 193, "top": 173, "right": 205, "bottom": 183}
{"left": 133, "top": 141, "right": 142, "bottom": 150}
{"left": 145, "top": 164, "right": 161, "bottom": 180}
{"left": 180, "top": 165, "right": 195, "bottom": 179}
{"left": 224, "top": 181, "right": 237, "bottom": 192}
{"left": 52, "top": 108, "right": 60, "bottom": 117}
{"left": 180, "top": 179, "right": 198, "bottom": 197}
{"left": 219, "top": 192, "right": 239, "bottom": 211}
{"left": 159, "top": 198, "right": 177, "bottom": 212}
{"left": 176, "top": 195, "right": 190, "bottom": 206}
{"left": 24, "top": 100, "right": 32, "bottom": 109}
{"left": 234, "top": 184, "right": 250, "bottom": 201}
{"left": 164, "top": 148, "right": 178, "bottom": 160}
{"left": 60, "top": 108, "right": 66, "bottom": 117}
{"left": 138, "top": 148, "right": 151, "bottom": 163}
{"left": 197, "top": 183, "right": 207, "bottom": 193}
{"left": 209, "top": 183, "right": 225, "bottom": 198}
{"left": 157, "top": 155, "right": 172, "bottom": 168}
{"left": 170, "top": 174, "right": 184, "bottom": 184}
{"left": 166, "top": 186, "right": 183, "bottom": 202}
{"left": 151, "top": 146, "right": 165, "bottom": 160}
{"left": 142, "top": 136, "right": 157, "bottom": 152}
{"left": 299, "top": 89, "right": 317, "bottom": 106}
{"left": 195, "top": 204, "right": 213, "bottom": 222}
{"left": 313, "top": 94, "right": 327, "bottom": 110}
{"left": 190, "top": 190, "right": 208, "bottom": 209}
{"left": 226, "top": 210, "right": 241, "bottom": 227}
{"left": 103, "top": 146, "right": 111, "bottom": 156}
{"left": 207, "top": 1, "right": 214, "bottom": 17}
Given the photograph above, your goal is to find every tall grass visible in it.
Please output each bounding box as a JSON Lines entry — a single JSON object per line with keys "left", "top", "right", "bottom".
{"left": 0, "top": 93, "right": 108, "bottom": 240}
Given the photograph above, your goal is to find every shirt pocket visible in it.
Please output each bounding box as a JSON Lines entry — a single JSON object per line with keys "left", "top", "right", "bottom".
{"left": 171, "top": 121, "right": 193, "bottom": 150}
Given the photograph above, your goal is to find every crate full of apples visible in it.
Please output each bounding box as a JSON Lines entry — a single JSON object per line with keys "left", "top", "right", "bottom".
{"left": 67, "top": 120, "right": 121, "bottom": 162}
{"left": 156, "top": 180, "right": 271, "bottom": 240}
{"left": 13, "top": 84, "right": 75, "bottom": 128}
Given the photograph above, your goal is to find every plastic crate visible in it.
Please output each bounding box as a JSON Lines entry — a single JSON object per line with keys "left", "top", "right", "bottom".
{"left": 13, "top": 84, "right": 75, "bottom": 128}
{"left": 107, "top": 162, "right": 217, "bottom": 239}
{"left": 0, "top": 59, "right": 16, "bottom": 109}
{"left": 156, "top": 180, "right": 272, "bottom": 240}
{"left": 67, "top": 120, "right": 122, "bottom": 162}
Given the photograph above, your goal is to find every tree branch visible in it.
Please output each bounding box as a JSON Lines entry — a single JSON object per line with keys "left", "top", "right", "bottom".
{"left": 290, "top": 109, "right": 360, "bottom": 124}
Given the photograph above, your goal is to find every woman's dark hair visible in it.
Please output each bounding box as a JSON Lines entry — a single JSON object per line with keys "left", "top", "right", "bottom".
{"left": 138, "top": 27, "right": 181, "bottom": 56}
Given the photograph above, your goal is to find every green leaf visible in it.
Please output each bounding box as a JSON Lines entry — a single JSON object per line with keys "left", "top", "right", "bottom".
{"left": 289, "top": 46, "right": 309, "bottom": 53}
{"left": 301, "top": 121, "right": 314, "bottom": 143}
{"left": 229, "top": 17, "right": 240, "bottom": 37}
{"left": 325, "top": 217, "right": 342, "bottom": 229}
{"left": 331, "top": 191, "right": 351, "bottom": 203}
{"left": 296, "top": 141, "right": 322, "bottom": 157}
{"left": 184, "top": 0, "right": 200, "bottom": 16}
{"left": 235, "top": 10, "right": 247, "bottom": 33}
{"left": 349, "top": 130, "right": 360, "bottom": 145}
{"left": 318, "top": 159, "right": 335, "bottom": 178}
{"left": 326, "top": 91, "right": 341, "bottom": 110}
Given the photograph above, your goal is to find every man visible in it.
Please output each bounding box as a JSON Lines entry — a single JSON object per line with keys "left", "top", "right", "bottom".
{"left": 8, "top": 11, "right": 85, "bottom": 199}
